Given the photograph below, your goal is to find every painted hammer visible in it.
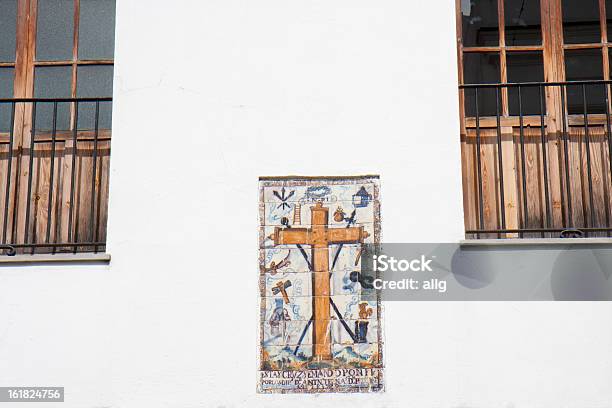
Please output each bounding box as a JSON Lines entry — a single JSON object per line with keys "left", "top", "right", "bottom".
{"left": 272, "top": 280, "right": 292, "bottom": 304}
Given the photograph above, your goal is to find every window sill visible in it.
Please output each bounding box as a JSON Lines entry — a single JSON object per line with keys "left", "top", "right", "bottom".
{"left": 0, "top": 252, "right": 111, "bottom": 264}
{"left": 460, "top": 238, "right": 612, "bottom": 247}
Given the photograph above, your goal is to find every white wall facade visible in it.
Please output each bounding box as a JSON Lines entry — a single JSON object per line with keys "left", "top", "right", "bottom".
{"left": 0, "top": 1, "right": 611, "bottom": 407}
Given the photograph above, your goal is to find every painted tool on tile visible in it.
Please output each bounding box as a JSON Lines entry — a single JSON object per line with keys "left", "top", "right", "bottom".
{"left": 333, "top": 207, "right": 346, "bottom": 222}
{"left": 355, "top": 302, "right": 374, "bottom": 343}
{"left": 354, "top": 246, "right": 363, "bottom": 266}
{"left": 272, "top": 280, "right": 292, "bottom": 304}
{"left": 260, "top": 252, "right": 291, "bottom": 275}
{"left": 292, "top": 203, "right": 301, "bottom": 225}
{"left": 358, "top": 301, "right": 373, "bottom": 319}
{"left": 352, "top": 186, "right": 372, "bottom": 208}
{"left": 273, "top": 187, "right": 294, "bottom": 210}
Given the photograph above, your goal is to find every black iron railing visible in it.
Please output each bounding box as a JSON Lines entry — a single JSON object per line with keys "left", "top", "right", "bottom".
{"left": 0, "top": 97, "right": 112, "bottom": 255}
{"left": 460, "top": 80, "right": 612, "bottom": 239}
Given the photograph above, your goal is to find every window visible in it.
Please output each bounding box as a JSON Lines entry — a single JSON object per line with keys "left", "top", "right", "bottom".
{"left": 0, "top": 0, "right": 115, "bottom": 254}
{"left": 457, "top": 0, "right": 612, "bottom": 239}
{"left": 459, "top": 0, "right": 612, "bottom": 115}
{"left": 460, "top": 0, "right": 545, "bottom": 117}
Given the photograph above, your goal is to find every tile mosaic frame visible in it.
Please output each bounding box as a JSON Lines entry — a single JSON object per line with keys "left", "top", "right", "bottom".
{"left": 258, "top": 175, "right": 384, "bottom": 394}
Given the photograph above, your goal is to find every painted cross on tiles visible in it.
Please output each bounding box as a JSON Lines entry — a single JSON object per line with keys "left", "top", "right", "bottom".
{"left": 258, "top": 176, "right": 384, "bottom": 393}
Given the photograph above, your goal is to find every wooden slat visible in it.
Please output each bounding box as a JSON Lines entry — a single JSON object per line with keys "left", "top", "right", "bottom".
{"left": 573, "top": 126, "right": 610, "bottom": 235}
{"left": 542, "top": 0, "right": 564, "bottom": 134}
{"left": 568, "top": 114, "right": 612, "bottom": 126}
{"left": 96, "top": 143, "right": 110, "bottom": 245}
{"left": 463, "top": 45, "right": 545, "bottom": 52}
{"left": 545, "top": 131, "right": 564, "bottom": 228}
{"left": 0, "top": 146, "right": 7, "bottom": 238}
{"left": 456, "top": 0, "right": 466, "bottom": 136}
{"left": 76, "top": 141, "right": 94, "bottom": 251}
{"left": 567, "top": 127, "right": 586, "bottom": 228}
{"left": 500, "top": 127, "right": 519, "bottom": 237}
{"left": 546, "top": 2, "right": 576, "bottom": 232}
{"left": 463, "top": 46, "right": 501, "bottom": 53}
{"left": 506, "top": 45, "right": 545, "bottom": 51}
{"left": 14, "top": 0, "right": 37, "bottom": 245}
{"left": 481, "top": 129, "right": 501, "bottom": 238}
{"left": 524, "top": 127, "right": 544, "bottom": 234}
{"left": 460, "top": 133, "right": 477, "bottom": 235}
{"left": 562, "top": 43, "right": 604, "bottom": 50}
{"left": 32, "top": 60, "right": 114, "bottom": 66}
{"left": 58, "top": 135, "right": 75, "bottom": 247}
{"left": 600, "top": 126, "right": 612, "bottom": 232}
{"left": 30, "top": 142, "right": 62, "bottom": 246}
{"left": 498, "top": 0, "right": 509, "bottom": 116}
{"left": 463, "top": 129, "right": 502, "bottom": 238}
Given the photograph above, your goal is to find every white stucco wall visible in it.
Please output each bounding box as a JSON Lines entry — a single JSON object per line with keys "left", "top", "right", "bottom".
{"left": 0, "top": 1, "right": 611, "bottom": 407}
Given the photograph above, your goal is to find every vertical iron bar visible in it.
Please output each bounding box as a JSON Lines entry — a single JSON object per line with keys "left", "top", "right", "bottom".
{"left": 45, "top": 101, "right": 58, "bottom": 250}
{"left": 68, "top": 102, "right": 78, "bottom": 248}
{"left": 24, "top": 102, "right": 36, "bottom": 251}
{"left": 496, "top": 87, "right": 506, "bottom": 236}
{"left": 561, "top": 85, "right": 573, "bottom": 228}
{"left": 539, "top": 85, "right": 551, "bottom": 237}
{"left": 518, "top": 85, "right": 528, "bottom": 238}
{"left": 2, "top": 102, "right": 15, "bottom": 244}
{"left": 475, "top": 88, "right": 485, "bottom": 238}
{"left": 582, "top": 84, "right": 595, "bottom": 234}
{"left": 604, "top": 83, "right": 612, "bottom": 235}
{"left": 90, "top": 101, "right": 99, "bottom": 253}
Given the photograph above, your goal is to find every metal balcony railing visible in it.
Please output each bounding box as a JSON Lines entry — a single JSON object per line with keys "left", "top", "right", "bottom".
{"left": 0, "top": 97, "right": 112, "bottom": 255}
{"left": 460, "top": 80, "right": 612, "bottom": 239}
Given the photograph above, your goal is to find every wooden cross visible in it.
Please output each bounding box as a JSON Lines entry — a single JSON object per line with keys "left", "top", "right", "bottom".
{"left": 268, "top": 201, "right": 369, "bottom": 360}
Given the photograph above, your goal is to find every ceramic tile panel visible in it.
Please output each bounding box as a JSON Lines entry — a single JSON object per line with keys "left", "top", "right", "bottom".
{"left": 258, "top": 176, "right": 383, "bottom": 394}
